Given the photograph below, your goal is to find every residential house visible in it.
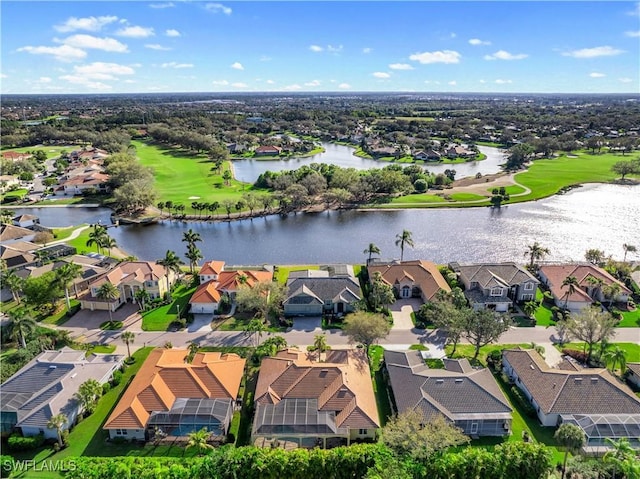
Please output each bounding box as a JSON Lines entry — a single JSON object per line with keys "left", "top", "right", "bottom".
{"left": 1, "top": 347, "right": 124, "bottom": 439}
{"left": 283, "top": 268, "right": 361, "bottom": 317}
{"left": 503, "top": 348, "right": 640, "bottom": 452}
{"left": 538, "top": 264, "right": 631, "bottom": 312}
{"left": 0, "top": 242, "right": 37, "bottom": 270}
{"left": 0, "top": 175, "right": 20, "bottom": 194}
{"left": 252, "top": 348, "right": 380, "bottom": 448}
{"left": 12, "top": 214, "right": 40, "bottom": 228}
{"left": 413, "top": 149, "right": 441, "bottom": 161}
{"left": 0, "top": 224, "right": 36, "bottom": 245}
{"left": 368, "top": 260, "right": 451, "bottom": 302}
{"left": 55, "top": 166, "right": 110, "bottom": 196}
{"left": 1, "top": 151, "right": 32, "bottom": 162}
{"left": 385, "top": 351, "right": 512, "bottom": 436}
{"left": 254, "top": 146, "right": 282, "bottom": 156}
{"left": 451, "top": 262, "right": 539, "bottom": 312}
{"left": 17, "top": 258, "right": 110, "bottom": 298}
{"left": 80, "top": 261, "right": 176, "bottom": 312}
{"left": 445, "top": 145, "right": 475, "bottom": 159}
{"left": 190, "top": 262, "right": 273, "bottom": 314}
{"left": 104, "top": 349, "right": 245, "bottom": 440}
{"left": 627, "top": 363, "right": 640, "bottom": 389}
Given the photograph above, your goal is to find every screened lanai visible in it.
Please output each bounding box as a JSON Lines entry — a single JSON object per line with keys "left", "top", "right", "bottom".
{"left": 147, "top": 398, "right": 233, "bottom": 437}
{"left": 561, "top": 414, "right": 640, "bottom": 452}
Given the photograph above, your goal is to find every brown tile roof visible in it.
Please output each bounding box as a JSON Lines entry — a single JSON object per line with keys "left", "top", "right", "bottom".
{"left": 199, "top": 260, "right": 225, "bottom": 276}
{"left": 104, "top": 349, "right": 245, "bottom": 430}
{"left": 503, "top": 349, "right": 640, "bottom": 416}
{"left": 368, "top": 260, "right": 450, "bottom": 301}
{"left": 539, "top": 264, "right": 631, "bottom": 303}
{"left": 255, "top": 348, "right": 380, "bottom": 430}
{"left": 89, "top": 261, "right": 166, "bottom": 290}
{"left": 217, "top": 270, "right": 273, "bottom": 292}
{"left": 627, "top": 363, "right": 640, "bottom": 376}
{"left": 189, "top": 280, "right": 222, "bottom": 304}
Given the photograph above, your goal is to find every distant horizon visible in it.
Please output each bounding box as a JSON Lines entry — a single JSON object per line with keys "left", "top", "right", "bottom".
{"left": 2, "top": 1, "right": 639, "bottom": 94}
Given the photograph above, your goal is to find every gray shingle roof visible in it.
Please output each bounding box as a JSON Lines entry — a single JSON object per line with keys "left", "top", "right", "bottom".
{"left": 385, "top": 351, "right": 512, "bottom": 422}
{"left": 456, "top": 263, "right": 538, "bottom": 289}
{"left": 285, "top": 277, "right": 361, "bottom": 304}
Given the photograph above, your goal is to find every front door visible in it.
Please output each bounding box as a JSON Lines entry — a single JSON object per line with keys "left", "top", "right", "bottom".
{"left": 401, "top": 286, "right": 411, "bottom": 298}
{"left": 337, "top": 302, "right": 344, "bottom": 313}
{"left": 470, "top": 422, "right": 478, "bottom": 434}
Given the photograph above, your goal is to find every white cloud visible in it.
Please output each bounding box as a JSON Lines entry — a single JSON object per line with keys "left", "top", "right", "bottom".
{"left": 327, "top": 45, "right": 343, "bottom": 53}
{"left": 161, "top": 62, "right": 193, "bottom": 68}
{"left": 18, "top": 44, "right": 87, "bottom": 62}
{"left": 231, "top": 62, "right": 244, "bottom": 70}
{"left": 59, "top": 75, "right": 112, "bottom": 90}
{"left": 338, "top": 83, "right": 351, "bottom": 89}
{"left": 448, "top": 80, "right": 457, "bottom": 86}
{"left": 469, "top": 38, "right": 491, "bottom": 46}
{"left": 266, "top": 79, "right": 275, "bottom": 84}
{"left": 231, "top": 82, "right": 247, "bottom": 88}
{"left": 450, "top": 32, "right": 457, "bottom": 38}
{"left": 589, "top": 72, "right": 606, "bottom": 78}
{"left": 212, "top": 80, "right": 229, "bottom": 85}
{"left": 373, "top": 72, "right": 391, "bottom": 79}
{"left": 484, "top": 50, "right": 528, "bottom": 60}
{"left": 309, "top": 45, "right": 323, "bottom": 52}
{"left": 283, "top": 84, "right": 302, "bottom": 90}
{"left": 57, "top": 34, "right": 128, "bottom": 53}
{"left": 259, "top": 55, "right": 272, "bottom": 62}
{"left": 165, "top": 29, "right": 181, "bottom": 37}
{"left": 495, "top": 79, "right": 512, "bottom": 84}
{"left": 362, "top": 47, "right": 372, "bottom": 54}
{"left": 116, "top": 26, "right": 155, "bottom": 38}
{"left": 55, "top": 15, "right": 118, "bottom": 33}
{"left": 562, "top": 46, "right": 624, "bottom": 58}
{"left": 145, "top": 44, "right": 172, "bottom": 51}
{"left": 424, "top": 80, "right": 441, "bottom": 85}
{"left": 304, "top": 80, "right": 321, "bottom": 87}
{"left": 150, "top": 2, "right": 175, "bottom": 8}
{"left": 38, "top": 77, "right": 52, "bottom": 83}
{"left": 409, "top": 50, "right": 461, "bottom": 64}
{"left": 205, "top": 3, "right": 232, "bottom": 15}
{"left": 625, "top": 30, "right": 640, "bottom": 37}
{"left": 74, "top": 62, "right": 135, "bottom": 79}
{"left": 619, "top": 77, "right": 633, "bottom": 83}
{"left": 627, "top": 2, "right": 640, "bottom": 16}
{"left": 0, "top": 73, "right": 7, "bottom": 79}
{"left": 389, "top": 63, "right": 413, "bottom": 70}
{"left": 479, "top": 79, "right": 486, "bottom": 84}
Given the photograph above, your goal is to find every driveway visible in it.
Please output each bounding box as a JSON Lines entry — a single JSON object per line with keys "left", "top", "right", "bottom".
{"left": 390, "top": 298, "right": 422, "bottom": 330}
{"left": 289, "top": 316, "right": 322, "bottom": 332}
{"left": 188, "top": 314, "right": 213, "bottom": 333}
{"left": 63, "top": 302, "right": 141, "bottom": 333}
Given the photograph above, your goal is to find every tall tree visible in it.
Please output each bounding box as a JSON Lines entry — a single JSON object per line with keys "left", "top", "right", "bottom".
{"left": 343, "top": 311, "right": 391, "bottom": 357}
{"left": 97, "top": 282, "right": 120, "bottom": 326}
{"left": 561, "top": 276, "right": 579, "bottom": 309}
{"left": 565, "top": 307, "right": 616, "bottom": 363}
{"left": 182, "top": 229, "right": 202, "bottom": 249}
{"left": 603, "top": 438, "right": 640, "bottom": 479}
{"left": 134, "top": 288, "right": 150, "bottom": 310}
{"left": 186, "top": 428, "right": 213, "bottom": 456}
{"left": 75, "top": 379, "right": 103, "bottom": 415}
{"left": 584, "top": 248, "right": 606, "bottom": 265}
{"left": 8, "top": 308, "right": 36, "bottom": 349}
{"left": 185, "top": 244, "right": 203, "bottom": 275}
{"left": 235, "top": 281, "right": 286, "bottom": 323}
{"left": 602, "top": 282, "right": 622, "bottom": 309}
{"left": 55, "top": 262, "right": 83, "bottom": 310}
{"left": 47, "top": 413, "right": 68, "bottom": 448}
{"left": 102, "top": 236, "right": 117, "bottom": 257}
{"left": 121, "top": 331, "right": 135, "bottom": 359}
{"left": 86, "top": 225, "right": 108, "bottom": 255}
{"left": 524, "top": 241, "right": 550, "bottom": 269}
{"left": 554, "top": 423, "right": 586, "bottom": 479}
{"left": 463, "top": 309, "right": 512, "bottom": 359}
{"left": 622, "top": 243, "right": 637, "bottom": 262}
{"left": 245, "top": 318, "right": 266, "bottom": 348}
{"left": 363, "top": 243, "right": 381, "bottom": 264}
{"left": 428, "top": 304, "right": 471, "bottom": 355}
{"left": 603, "top": 346, "right": 627, "bottom": 374}
{"left": 369, "top": 271, "right": 396, "bottom": 311}
{"left": 313, "top": 333, "right": 329, "bottom": 362}
{"left": 3, "top": 269, "right": 24, "bottom": 304}
{"left": 395, "top": 229, "right": 414, "bottom": 262}
{"left": 157, "top": 250, "right": 184, "bottom": 300}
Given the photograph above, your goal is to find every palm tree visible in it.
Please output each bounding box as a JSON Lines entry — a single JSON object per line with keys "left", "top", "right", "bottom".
{"left": 121, "top": 331, "right": 136, "bottom": 359}
{"left": 363, "top": 243, "right": 381, "bottom": 264}
{"left": 185, "top": 244, "right": 203, "bottom": 275}
{"left": 102, "top": 235, "right": 117, "bottom": 257}
{"left": 75, "top": 379, "right": 103, "bottom": 415}
{"left": 313, "top": 334, "right": 328, "bottom": 362}
{"left": 603, "top": 438, "right": 640, "bottom": 479}
{"left": 555, "top": 423, "right": 586, "bottom": 479}
{"left": 86, "top": 225, "right": 108, "bottom": 254}
{"left": 395, "top": 229, "right": 414, "bottom": 262}
{"left": 585, "top": 275, "right": 604, "bottom": 299}
{"left": 47, "top": 413, "right": 68, "bottom": 448}
{"left": 156, "top": 201, "right": 165, "bottom": 214}
{"left": 561, "top": 276, "right": 579, "bottom": 309}
{"left": 186, "top": 428, "right": 213, "bottom": 456}
{"left": 3, "top": 270, "right": 24, "bottom": 304}
{"left": 157, "top": 250, "right": 184, "bottom": 300}
{"left": 523, "top": 300, "right": 538, "bottom": 319}
{"left": 182, "top": 229, "right": 203, "bottom": 248}
{"left": 603, "top": 346, "right": 627, "bottom": 374}
{"left": 246, "top": 318, "right": 266, "bottom": 348}
{"left": 55, "top": 262, "right": 83, "bottom": 310}
{"left": 134, "top": 288, "right": 150, "bottom": 310}
{"left": 602, "top": 282, "right": 622, "bottom": 310}
{"left": 622, "top": 243, "right": 637, "bottom": 262}
{"left": 97, "top": 282, "right": 120, "bottom": 326}
{"left": 524, "top": 241, "right": 550, "bottom": 269}
{"left": 9, "top": 309, "right": 36, "bottom": 348}
{"left": 186, "top": 341, "right": 199, "bottom": 363}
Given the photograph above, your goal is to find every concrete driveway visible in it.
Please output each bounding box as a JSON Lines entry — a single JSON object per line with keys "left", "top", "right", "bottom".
{"left": 390, "top": 298, "right": 422, "bottom": 330}
{"left": 290, "top": 316, "right": 322, "bottom": 332}
{"left": 188, "top": 314, "right": 213, "bottom": 333}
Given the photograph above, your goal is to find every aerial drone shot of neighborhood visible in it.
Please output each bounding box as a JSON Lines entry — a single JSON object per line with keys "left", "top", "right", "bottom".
{"left": 0, "top": 1, "right": 639, "bottom": 478}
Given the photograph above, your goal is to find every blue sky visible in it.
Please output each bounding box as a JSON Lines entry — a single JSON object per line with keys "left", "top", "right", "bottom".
{"left": 1, "top": 1, "right": 639, "bottom": 94}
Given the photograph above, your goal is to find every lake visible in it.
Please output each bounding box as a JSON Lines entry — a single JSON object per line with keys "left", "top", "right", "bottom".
{"left": 13, "top": 183, "right": 639, "bottom": 266}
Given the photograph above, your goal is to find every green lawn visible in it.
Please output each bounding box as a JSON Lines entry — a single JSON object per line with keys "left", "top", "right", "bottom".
{"left": 133, "top": 140, "right": 266, "bottom": 213}
{"left": 487, "top": 185, "right": 527, "bottom": 195}
{"left": 1, "top": 145, "right": 81, "bottom": 158}
{"left": 389, "top": 193, "right": 448, "bottom": 204}
{"left": 618, "top": 308, "right": 640, "bottom": 327}
{"left": 369, "top": 346, "right": 393, "bottom": 426}
{"left": 214, "top": 312, "right": 285, "bottom": 333}
{"left": 41, "top": 300, "right": 80, "bottom": 326}
{"left": 52, "top": 225, "right": 82, "bottom": 242}
{"left": 141, "top": 284, "right": 196, "bottom": 331}
{"left": 449, "top": 193, "right": 486, "bottom": 201}
{"left": 555, "top": 342, "right": 640, "bottom": 362}
{"left": 63, "top": 226, "right": 107, "bottom": 256}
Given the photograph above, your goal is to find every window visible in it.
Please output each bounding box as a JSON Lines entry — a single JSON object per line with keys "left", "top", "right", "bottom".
{"left": 115, "top": 429, "right": 128, "bottom": 435}
{"left": 524, "top": 282, "right": 534, "bottom": 291}
{"left": 358, "top": 429, "right": 368, "bottom": 435}
{"left": 490, "top": 287, "right": 503, "bottom": 296}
